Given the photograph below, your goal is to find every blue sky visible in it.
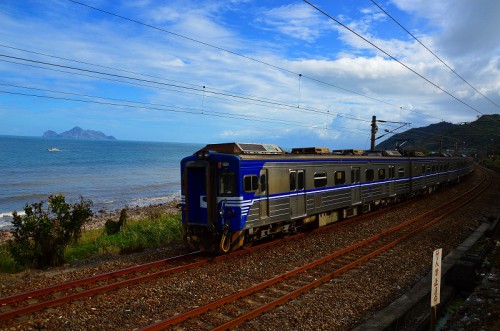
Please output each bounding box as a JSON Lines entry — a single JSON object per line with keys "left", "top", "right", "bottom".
{"left": 0, "top": 0, "right": 499, "bottom": 149}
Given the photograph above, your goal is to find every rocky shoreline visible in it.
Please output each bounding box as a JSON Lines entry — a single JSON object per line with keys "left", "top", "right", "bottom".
{"left": 0, "top": 199, "right": 182, "bottom": 245}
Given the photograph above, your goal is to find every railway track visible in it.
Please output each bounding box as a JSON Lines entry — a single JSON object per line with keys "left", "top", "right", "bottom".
{"left": 0, "top": 187, "right": 411, "bottom": 325}
{"left": 0, "top": 251, "right": 208, "bottom": 323}
{"left": 138, "top": 168, "right": 490, "bottom": 330}
{"left": 0, "top": 168, "right": 489, "bottom": 329}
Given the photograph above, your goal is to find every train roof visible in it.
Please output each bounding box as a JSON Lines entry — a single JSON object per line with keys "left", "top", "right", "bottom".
{"left": 200, "top": 142, "right": 285, "bottom": 155}
{"left": 196, "top": 143, "right": 468, "bottom": 160}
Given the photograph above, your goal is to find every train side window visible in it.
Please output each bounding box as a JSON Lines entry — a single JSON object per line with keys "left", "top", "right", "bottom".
{"left": 398, "top": 168, "right": 405, "bottom": 178}
{"left": 421, "top": 165, "right": 425, "bottom": 174}
{"left": 259, "top": 174, "right": 267, "bottom": 192}
{"left": 366, "top": 169, "right": 374, "bottom": 181}
{"left": 351, "top": 168, "right": 360, "bottom": 184}
{"left": 297, "top": 171, "right": 305, "bottom": 190}
{"left": 378, "top": 169, "right": 386, "bottom": 180}
{"left": 219, "top": 172, "right": 236, "bottom": 196}
{"left": 427, "top": 166, "right": 431, "bottom": 174}
{"left": 432, "top": 165, "right": 436, "bottom": 173}
{"left": 314, "top": 172, "right": 327, "bottom": 188}
{"left": 243, "top": 175, "right": 258, "bottom": 192}
{"left": 389, "top": 166, "right": 395, "bottom": 179}
{"left": 334, "top": 171, "right": 345, "bottom": 185}
{"left": 290, "top": 171, "right": 297, "bottom": 191}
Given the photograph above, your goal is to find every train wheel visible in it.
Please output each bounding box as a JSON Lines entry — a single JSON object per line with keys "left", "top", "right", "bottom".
{"left": 243, "top": 231, "right": 254, "bottom": 250}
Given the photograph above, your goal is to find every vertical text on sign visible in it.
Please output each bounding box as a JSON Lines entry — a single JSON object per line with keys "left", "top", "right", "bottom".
{"left": 431, "top": 248, "right": 442, "bottom": 307}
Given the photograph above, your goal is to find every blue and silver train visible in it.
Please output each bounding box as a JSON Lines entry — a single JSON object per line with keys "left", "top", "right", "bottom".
{"left": 180, "top": 142, "right": 474, "bottom": 253}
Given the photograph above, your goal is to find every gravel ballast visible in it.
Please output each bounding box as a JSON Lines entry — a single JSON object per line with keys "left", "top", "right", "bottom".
{"left": 1, "top": 168, "right": 499, "bottom": 330}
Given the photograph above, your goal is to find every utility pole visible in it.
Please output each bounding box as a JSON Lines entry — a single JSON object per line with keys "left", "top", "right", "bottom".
{"left": 370, "top": 115, "right": 378, "bottom": 152}
{"left": 370, "top": 115, "right": 410, "bottom": 152}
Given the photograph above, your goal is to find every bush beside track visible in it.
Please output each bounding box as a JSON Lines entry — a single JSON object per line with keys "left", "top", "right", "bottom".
{"left": 0, "top": 212, "right": 183, "bottom": 273}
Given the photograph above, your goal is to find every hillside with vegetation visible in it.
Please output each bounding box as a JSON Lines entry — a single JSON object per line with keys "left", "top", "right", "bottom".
{"left": 376, "top": 114, "right": 500, "bottom": 156}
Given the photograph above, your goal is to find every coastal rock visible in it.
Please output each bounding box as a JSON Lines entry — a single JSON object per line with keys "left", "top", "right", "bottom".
{"left": 42, "top": 126, "right": 117, "bottom": 140}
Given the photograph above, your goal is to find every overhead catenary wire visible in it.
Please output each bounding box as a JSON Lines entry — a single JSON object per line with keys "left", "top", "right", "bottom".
{"left": 370, "top": 0, "right": 500, "bottom": 110}
{"left": 0, "top": 43, "right": 291, "bottom": 106}
{"left": 0, "top": 44, "right": 200, "bottom": 89}
{"left": 0, "top": 83, "right": 368, "bottom": 135}
{"left": 0, "top": 54, "right": 374, "bottom": 123}
{"left": 303, "top": 0, "right": 485, "bottom": 117}
{"left": 0, "top": 90, "right": 316, "bottom": 129}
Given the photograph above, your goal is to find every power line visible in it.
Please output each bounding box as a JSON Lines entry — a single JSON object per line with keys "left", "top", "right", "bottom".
{"left": 0, "top": 84, "right": 367, "bottom": 135}
{"left": 0, "top": 44, "right": 200, "bottom": 89}
{"left": 66, "top": 0, "right": 403, "bottom": 110}
{"left": 303, "top": 0, "right": 485, "bottom": 116}
{"left": 0, "top": 54, "right": 374, "bottom": 123}
{"left": 0, "top": 89, "right": 312, "bottom": 129}
{"left": 0, "top": 43, "right": 294, "bottom": 106}
{"left": 370, "top": 0, "right": 500, "bottom": 110}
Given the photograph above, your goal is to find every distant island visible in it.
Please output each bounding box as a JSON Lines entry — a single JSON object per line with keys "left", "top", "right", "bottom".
{"left": 42, "top": 127, "right": 117, "bottom": 140}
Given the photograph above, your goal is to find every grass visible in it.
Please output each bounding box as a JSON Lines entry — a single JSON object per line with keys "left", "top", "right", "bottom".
{"left": 65, "top": 212, "right": 184, "bottom": 262}
{"left": 0, "top": 244, "right": 21, "bottom": 273}
{"left": 0, "top": 212, "right": 184, "bottom": 273}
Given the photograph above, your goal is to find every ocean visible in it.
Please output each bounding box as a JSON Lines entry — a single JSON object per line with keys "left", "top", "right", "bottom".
{"left": 0, "top": 136, "right": 203, "bottom": 230}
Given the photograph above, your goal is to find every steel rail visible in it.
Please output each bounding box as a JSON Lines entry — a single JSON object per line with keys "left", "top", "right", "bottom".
{"left": 140, "top": 168, "right": 488, "bottom": 330}
{"left": 215, "top": 170, "right": 490, "bottom": 330}
{"left": 1, "top": 169, "right": 481, "bottom": 324}
{"left": 0, "top": 228, "right": 328, "bottom": 322}
{"left": 0, "top": 192, "right": 403, "bottom": 322}
{"left": 0, "top": 250, "right": 202, "bottom": 306}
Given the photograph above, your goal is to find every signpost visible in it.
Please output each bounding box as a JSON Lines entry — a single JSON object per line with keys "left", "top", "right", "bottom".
{"left": 430, "top": 248, "right": 442, "bottom": 330}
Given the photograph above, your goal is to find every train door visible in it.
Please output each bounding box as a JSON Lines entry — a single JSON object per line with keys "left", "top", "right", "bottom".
{"left": 351, "top": 167, "right": 361, "bottom": 205}
{"left": 388, "top": 165, "right": 396, "bottom": 196}
{"left": 289, "top": 169, "right": 306, "bottom": 218}
{"left": 258, "top": 169, "right": 269, "bottom": 218}
{"left": 184, "top": 162, "right": 215, "bottom": 226}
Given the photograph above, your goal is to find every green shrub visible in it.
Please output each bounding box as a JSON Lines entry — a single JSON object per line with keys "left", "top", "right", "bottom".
{"left": 104, "top": 208, "right": 128, "bottom": 235}
{"left": 0, "top": 244, "right": 21, "bottom": 273}
{"left": 8, "top": 194, "right": 93, "bottom": 269}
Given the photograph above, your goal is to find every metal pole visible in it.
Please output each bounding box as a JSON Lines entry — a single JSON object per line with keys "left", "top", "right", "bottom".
{"left": 430, "top": 305, "right": 437, "bottom": 331}
{"left": 370, "top": 115, "right": 377, "bottom": 152}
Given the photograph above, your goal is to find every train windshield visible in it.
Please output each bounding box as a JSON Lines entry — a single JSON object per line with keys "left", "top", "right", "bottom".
{"left": 219, "top": 171, "right": 236, "bottom": 196}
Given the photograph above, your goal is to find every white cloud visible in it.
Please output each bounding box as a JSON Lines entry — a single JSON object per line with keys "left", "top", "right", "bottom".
{"left": 256, "top": 3, "right": 334, "bottom": 42}
{"left": 0, "top": 0, "right": 498, "bottom": 148}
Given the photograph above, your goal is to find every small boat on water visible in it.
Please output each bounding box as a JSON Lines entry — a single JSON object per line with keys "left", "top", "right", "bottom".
{"left": 47, "top": 147, "right": 61, "bottom": 152}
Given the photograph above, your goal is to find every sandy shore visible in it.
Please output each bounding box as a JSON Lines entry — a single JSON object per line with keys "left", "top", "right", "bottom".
{"left": 0, "top": 199, "right": 182, "bottom": 244}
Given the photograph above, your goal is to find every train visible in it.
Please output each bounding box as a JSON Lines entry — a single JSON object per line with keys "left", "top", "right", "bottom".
{"left": 180, "top": 142, "right": 474, "bottom": 253}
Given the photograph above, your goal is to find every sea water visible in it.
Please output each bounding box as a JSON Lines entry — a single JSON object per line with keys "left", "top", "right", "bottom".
{"left": 0, "top": 136, "right": 203, "bottom": 229}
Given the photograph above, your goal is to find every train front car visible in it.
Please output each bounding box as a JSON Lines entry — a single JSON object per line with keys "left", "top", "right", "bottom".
{"left": 180, "top": 143, "right": 283, "bottom": 253}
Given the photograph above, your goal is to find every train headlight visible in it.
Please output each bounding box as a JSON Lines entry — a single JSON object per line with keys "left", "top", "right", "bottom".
{"left": 196, "top": 150, "right": 211, "bottom": 159}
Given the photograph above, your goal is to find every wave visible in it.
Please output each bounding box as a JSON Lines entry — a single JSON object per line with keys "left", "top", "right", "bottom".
{"left": 128, "top": 193, "right": 180, "bottom": 207}
{"left": 0, "top": 221, "right": 13, "bottom": 230}
{"left": 0, "top": 211, "right": 25, "bottom": 230}
{"left": 0, "top": 211, "right": 25, "bottom": 218}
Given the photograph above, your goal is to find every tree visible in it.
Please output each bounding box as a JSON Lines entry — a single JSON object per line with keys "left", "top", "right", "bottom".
{"left": 8, "top": 194, "right": 93, "bottom": 268}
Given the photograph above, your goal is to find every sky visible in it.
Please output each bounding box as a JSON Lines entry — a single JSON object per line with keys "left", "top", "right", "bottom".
{"left": 0, "top": 0, "right": 499, "bottom": 149}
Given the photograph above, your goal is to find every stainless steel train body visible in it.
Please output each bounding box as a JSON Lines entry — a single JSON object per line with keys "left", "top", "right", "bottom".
{"left": 180, "top": 143, "right": 474, "bottom": 253}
